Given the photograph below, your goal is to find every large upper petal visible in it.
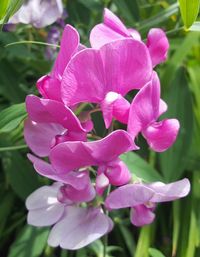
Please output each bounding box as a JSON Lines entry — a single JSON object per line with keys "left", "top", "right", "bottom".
{"left": 146, "top": 28, "right": 169, "bottom": 67}
{"left": 127, "top": 71, "right": 160, "bottom": 139}
{"left": 48, "top": 206, "right": 113, "bottom": 250}
{"left": 105, "top": 183, "right": 154, "bottom": 210}
{"left": 61, "top": 39, "right": 152, "bottom": 106}
{"left": 142, "top": 119, "right": 180, "bottom": 152}
{"left": 50, "top": 130, "right": 134, "bottom": 173}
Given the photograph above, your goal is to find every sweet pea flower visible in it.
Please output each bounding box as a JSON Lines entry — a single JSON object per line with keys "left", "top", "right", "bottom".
{"left": 37, "top": 24, "right": 82, "bottom": 102}
{"left": 26, "top": 182, "right": 113, "bottom": 249}
{"left": 127, "top": 71, "right": 180, "bottom": 152}
{"left": 50, "top": 130, "right": 136, "bottom": 195}
{"left": 61, "top": 38, "right": 152, "bottom": 128}
{"left": 9, "top": 0, "right": 63, "bottom": 28}
{"left": 90, "top": 8, "right": 169, "bottom": 67}
{"left": 24, "top": 95, "right": 92, "bottom": 157}
{"left": 105, "top": 178, "right": 190, "bottom": 226}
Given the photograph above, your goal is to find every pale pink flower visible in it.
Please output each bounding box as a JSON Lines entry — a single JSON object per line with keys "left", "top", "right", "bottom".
{"left": 105, "top": 179, "right": 190, "bottom": 226}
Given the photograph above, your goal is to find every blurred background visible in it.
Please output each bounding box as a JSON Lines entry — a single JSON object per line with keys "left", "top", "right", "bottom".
{"left": 0, "top": 0, "right": 200, "bottom": 256}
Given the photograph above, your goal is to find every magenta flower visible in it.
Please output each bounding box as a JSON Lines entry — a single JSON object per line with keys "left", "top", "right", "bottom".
{"left": 90, "top": 8, "right": 169, "bottom": 67}
{"left": 61, "top": 38, "right": 152, "bottom": 128}
{"left": 105, "top": 178, "right": 190, "bottom": 226}
{"left": 9, "top": 0, "right": 63, "bottom": 28}
{"left": 127, "top": 72, "right": 180, "bottom": 152}
{"left": 26, "top": 183, "right": 113, "bottom": 250}
{"left": 37, "top": 24, "right": 81, "bottom": 102}
{"left": 50, "top": 130, "right": 136, "bottom": 194}
{"left": 24, "top": 95, "right": 91, "bottom": 157}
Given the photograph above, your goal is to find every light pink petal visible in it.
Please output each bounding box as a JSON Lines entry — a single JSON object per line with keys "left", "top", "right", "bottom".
{"left": 146, "top": 178, "right": 190, "bottom": 202}
{"left": 26, "top": 95, "right": 87, "bottom": 135}
{"left": 146, "top": 28, "right": 169, "bottom": 67}
{"left": 101, "top": 92, "right": 130, "bottom": 128}
{"left": 61, "top": 39, "right": 152, "bottom": 106}
{"left": 48, "top": 206, "right": 113, "bottom": 250}
{"left": 142, "top": 119, "right": 180, "bottom": 152}
{"left": 130, "top": 205, "right": 155, "bottom": 227}
{"left": 96, "top": 173, "right": 110, "bottom": 196}
{"left": 106, "top": 161, "right": 131, "bottom": 186}
{"left": 24, "top": 119, "right": 63, "bottom": 157}
{"left": 159, "top": 99, "right": 168, "bottom": 116}
{"left": 90, "top": 8, "right": 130, "bottom": 48}
{"left": 50, "top": 130, "right": 134, "bottom": 173}
{"left": 52, "top": 25, "right": 80, "bottom": 79}
{"left": 27, "top": 154, "right": 89, "bottom": 190}
{"left": 127, "top": 28, "right": 141, "bottom": 41}
{"left": 36, "top": 75, "right": 62, "bottom": 102}
{"left": 105, "top": 184, "right": 154, "bottom": 210}
{"left": 128, "top": 71, "right": 160, "bottom": 139}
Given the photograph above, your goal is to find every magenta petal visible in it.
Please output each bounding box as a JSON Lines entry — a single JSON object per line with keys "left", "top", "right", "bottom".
{"left": 50, "top": 130, "right": 134, "bottom": 173}
{"left": 130, "top": 205, "right": 155, "bottom": 227}
{"left": 146, "top": 178, "right": 191, "bottom": 202}
{"left": 106, "top": 161, "right": 131, "bottom": 186}
{"left": 142, "top": 119, "right": 180, "bottom": 152}
{"left": 48, "top": 206, "right": 113, "bottom": 250}
{"left": 128, "top": 71, "right": 160, "bottom": 139}
{"left": 61, "top": 39, "right": 152, "bottom": 106}
{"left": 105, "top": 184, "right": 154, "bottom": 210}
{"left": 96, "top": 173, "right": 110, "bottom": 196}
{"left": 146, "top": 28, "right": 169, "bottom": 67}
{"left": 52, "top": 25, "right": 80, "bottom": 79}
{"left": 159, "top": 99, "right": 168, "bottom": 116}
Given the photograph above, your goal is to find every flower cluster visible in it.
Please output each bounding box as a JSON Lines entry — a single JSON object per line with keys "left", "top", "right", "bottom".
{"left": 24, "top": 9, "right": 190, "bottom": 250}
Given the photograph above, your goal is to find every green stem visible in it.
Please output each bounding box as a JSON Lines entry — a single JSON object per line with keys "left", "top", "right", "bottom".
{"left": 5, "top": 41, "right": 60, "bottom": 48}
{"left": 0, "top": 144, "right": 28, "bottom": 152}
{"left": 103, "top": 185, "right": 111, "bottom": 257}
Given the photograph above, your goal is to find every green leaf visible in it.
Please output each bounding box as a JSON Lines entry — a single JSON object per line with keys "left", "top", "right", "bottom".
{"left": 148, "top": 248, "right": 166, "bottom": 257}
{"left": 121, "top": 152, "right": 163, "bottom": 182}
{"left": 159, "top": 68, "right": 194, "bottom": 181}
{"left": 8, "top": 225, "right": 49, "bottom": 257}
{"left": 0, "top": 103, "right": 27, "bottom": 134}
{"left": 179, "top": 0, "right": 200, "bottom": 29}
{"left": 0, "top": 0, "right": 10, "bottom": 19}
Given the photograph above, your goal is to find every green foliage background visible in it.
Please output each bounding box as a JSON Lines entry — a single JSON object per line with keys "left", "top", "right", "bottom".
{"left": 0, "top": 0, "right": 200, "bottom": 256}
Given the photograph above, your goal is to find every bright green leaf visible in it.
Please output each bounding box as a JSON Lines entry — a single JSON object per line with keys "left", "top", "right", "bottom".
{"left": 179, "top": 0, "right": 200, "bottom": 29}
{"left": 0, "top": 0, "right": 10, "bottom": 19}
{"left": 148, "top": 248, "right": 166, "bottom": 257}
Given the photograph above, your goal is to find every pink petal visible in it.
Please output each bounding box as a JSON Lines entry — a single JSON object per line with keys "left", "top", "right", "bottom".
{"left": 101, "top": 92, "right": 130, "bottom": 128}
{"left": 130, "top": 205, "right": 155, "bottom": 226}
{"left": 105, "top": 184, "right": 154, "bottom": 210}
{"left": 142, "top": 119, "right": 180, "bottom": 152}
{"left": 127, "top": 28, "right": 141, "bottom": 41}
{"left": 24, "top": 119, "right": 64, "bottom": 157}
{"left": 61, "top": 39, "right": 152, "bottom": 106}
{"left": 48, "top": 206, "right": 113, "bottom": 250}
{"left": 50, "top": 130, "right": 134, "bottom": 173}
{"left": 146, "top": 178, "right": 190, "bottom": 202}
{"left": 128, "top": 71, "right": 160, "bottom": 139}
{"left": 27, "top": 154, "right": 90, "bottom": 190}
{"left": 159, "top": 99, "right": 168, "bottom": 116}
{"left": 96, "top": 173, "right": 110, "bottom": 196}
{"left": 146, "top": 28, "right": 169, "bottom": 67}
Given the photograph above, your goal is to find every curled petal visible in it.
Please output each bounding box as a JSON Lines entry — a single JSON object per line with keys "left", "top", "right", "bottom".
{"left": 159, "top": 99, "right": 168, "bottom": 116}
{"left": 146, "top": 28, "right": 169, "bottom": 67}
{"left": 128, "top": 71, "right": 160, "bottom": 139}
{"left": 105, "top": 184, "right": 154, "bottom": 210}
{"left": 130, "top": 205, "right": 155, "bottom": 227}
{"left": 142, "top": 119, "right": 180, "bottom": 152}
{"left": 48, "top": 206, "right": 113, "bottom": 250}
{"left": 96, "top": 173, "right": 110, "bottom": 196}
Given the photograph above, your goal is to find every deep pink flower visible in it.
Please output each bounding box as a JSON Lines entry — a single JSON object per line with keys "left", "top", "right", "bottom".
{"left": 37, "top": 24, "right": 82, "bottom": 101}
{"left": 127, "top": 72, "right": 180, "bottom": 152}
{"left": 26, "top": 183, "right": 112, "bottom": 249}
{"left": 61, "top": 38, "right": 152, "bottom": 128}
{"left": 105, "top": 178, "right": 190, "bottom": 226}
{"left": 90, "top": 8, "right": 169, "bottom": 67}
{"left": 24, "top": 95, "right": 91, "bottom": 157}
{"left": 50, "top": 130, "right": 136, "bottom": 194}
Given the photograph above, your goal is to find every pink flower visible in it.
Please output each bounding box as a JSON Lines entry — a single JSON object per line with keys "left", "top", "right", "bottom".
{"left": 26, "top": 183, "right": 113, "bottom": 250}
{"left": 127, "top": 72, "right": 180, "bottom": 152}
{"left": 105, "top": 178, "right": 190, "bottom": 226}
{"left": 50, "top": 130, "right": 136, "bottom": 194}
{"left": 61, "top": 38, "right": 152, "bottom": 128}
{"left": 37, "top": 24, "right": 83, "bottom": 101}
{"left": 90, "top": 8, "right": 169, "bottom": 67}
{"left": 24, "top": 95, "right": 91, "bottom": 157}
